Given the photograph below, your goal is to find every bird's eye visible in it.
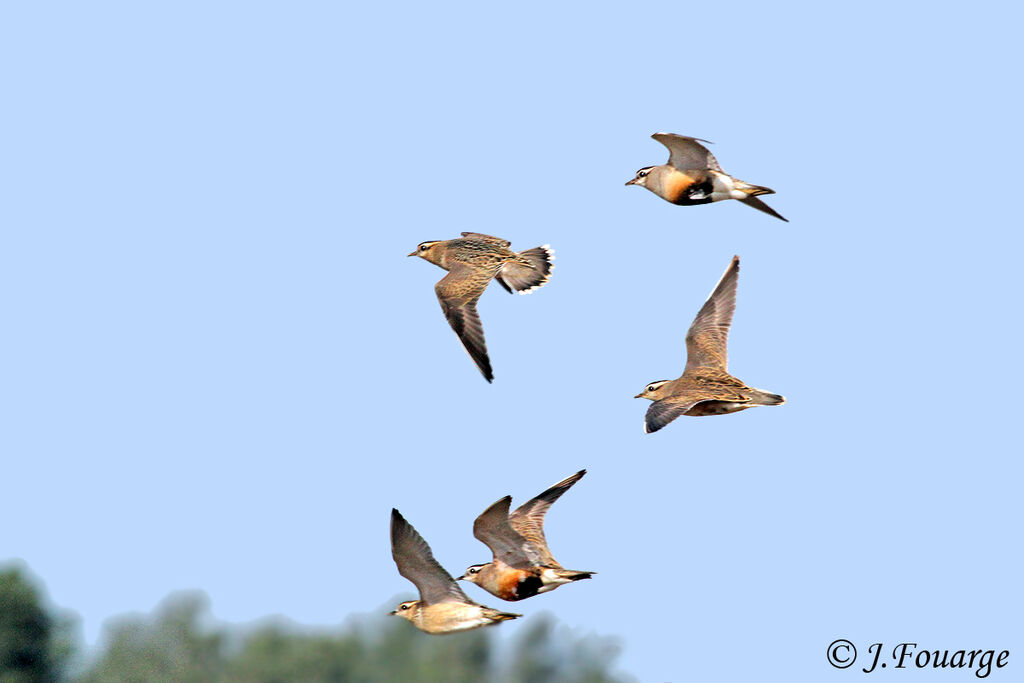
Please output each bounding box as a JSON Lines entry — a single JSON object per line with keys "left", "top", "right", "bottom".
{"left": 638, "top": 170, "right": 648, "bottom": 178}
{"left": 647, "top": 385, "right": 656, "bottom": 392}
{"left": 419, "top": 244, "right": 429, "bottom": 251}
{"left": 469, "top": 568, "right": 478, "bottom": 574}
{"left": 400, "top": 604, "right": 409, "bottom": 610}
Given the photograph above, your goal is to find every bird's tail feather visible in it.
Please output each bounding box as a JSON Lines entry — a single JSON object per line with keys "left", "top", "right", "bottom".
{"left": 751, "top": 390, "right": 786, "bottom": 406}
{"left": 495, "top": 245, "right": 555, "bottom": 294}
{"left": 735, "top": 180, "right": 775, "bottom": 197}
{"left": 486, "top": 609, "right": 522, "bottom": 622}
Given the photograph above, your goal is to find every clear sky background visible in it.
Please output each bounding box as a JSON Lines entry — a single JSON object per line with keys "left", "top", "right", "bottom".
{"left": 2, "top": 2, "right": 1022, "bottom": 680}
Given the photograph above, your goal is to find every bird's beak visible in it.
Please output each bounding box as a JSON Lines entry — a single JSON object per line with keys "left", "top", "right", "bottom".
{"left": 625, "top": 178, "right": 637, "bottom": 186}
{"left": 388, "top": 610, "right": 397, "bottom": 615}
{"left": 633, "top": 393, "right": 643, "bottom": 398}
{"left": 407, "top": 251, "right": 418, "bottom": 257}
{"left": 456, "top": 575, "right": 466, "bottom": 581}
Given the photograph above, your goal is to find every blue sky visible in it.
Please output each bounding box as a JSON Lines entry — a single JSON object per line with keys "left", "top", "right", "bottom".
{"left": 2, "top": 2, "right": 1022, "bottom": 680}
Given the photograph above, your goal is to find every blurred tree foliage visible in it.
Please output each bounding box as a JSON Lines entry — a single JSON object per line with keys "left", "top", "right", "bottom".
{"left": 80, "top": 592, "right": 630, "bottom": 683}
{"left": 1, "top": 564, "right": 632, "bottom": 683}
{"left": 0, "top": 566, "right": 75, "bottom": 683}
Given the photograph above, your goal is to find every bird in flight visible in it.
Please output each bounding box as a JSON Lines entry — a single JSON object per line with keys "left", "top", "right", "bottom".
{"left": 634, "top": 256, "right": 785, "bottom": 433}
{"left": 626, "top": 133, "right": 787, "bottom": 222}
{"left": 460, "top": 470, "right": 595, "bottom": 601}
{"left": 389, "top": 509, "right": 521, "bottom": 634}
{"left": 410, "top": 232, "right": 554, "bottom": 382}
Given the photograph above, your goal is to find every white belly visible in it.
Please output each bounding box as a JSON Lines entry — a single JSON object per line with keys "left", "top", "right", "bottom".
{"left": 537, "top": 567, "right": 573, "bottom": 591}
{"left": 710, "top": 174, "right": 745, "bottom": 202}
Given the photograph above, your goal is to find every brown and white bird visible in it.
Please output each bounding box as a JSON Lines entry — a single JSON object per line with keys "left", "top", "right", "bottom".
{"left": 389, "top": 509, "right": 521, "bottom": 634}
{"left": 634, "top": 256, "right": 785, "bottom": 433}
{"left": 459, "top": 470, "right": 594, "bottom": 601}
{"left": 626, "top": 133, "right": 787, "bottom": 222}
{"left": 409, "top": 232, "right": 554, "bottom": 382}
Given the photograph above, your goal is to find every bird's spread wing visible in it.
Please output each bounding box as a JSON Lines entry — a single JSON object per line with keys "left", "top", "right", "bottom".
{"left": 473, "top": 496, "right": 541, "bottom": 569}
{"left": 391, "top": 509, "right": 470, "bottom": 605}
{"left": 652, "top": 133, "right": 722, "bottom": 172}
{"left": 508, "top": 470, "right": 586, "bottom": 567}
{"left": 644, "top": 395, "right": 701, "bottom": 433}
{"left": 460, "top": 232, "right": 511, "bottom": 247}
{"left": 685, "top": 256, "right": 739, "bottom": 372}
{"left": 435, "top": 266, "right": 494, "bottom": 382}
{"left": 739, "top": 196, "right": 788, "bottom": 222}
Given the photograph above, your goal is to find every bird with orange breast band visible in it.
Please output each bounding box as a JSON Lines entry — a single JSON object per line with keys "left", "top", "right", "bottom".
{"left": 626, "top": 133, "right": 787, "bottom": 222}
{"left": 459, "top": 470, "right": 595, "bottom": 601}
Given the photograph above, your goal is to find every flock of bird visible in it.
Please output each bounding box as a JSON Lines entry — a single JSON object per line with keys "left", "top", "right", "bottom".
{"left": 390, "top": 133, "right": 786, "bottom": 634}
